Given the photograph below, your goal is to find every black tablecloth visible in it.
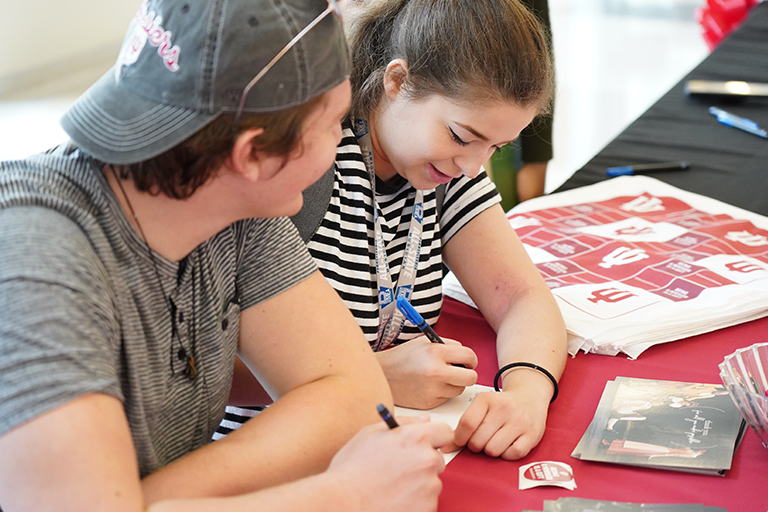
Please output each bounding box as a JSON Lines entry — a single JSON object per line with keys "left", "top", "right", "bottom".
{"left": 557, "top": 2, "right": 768, "bottom": 217}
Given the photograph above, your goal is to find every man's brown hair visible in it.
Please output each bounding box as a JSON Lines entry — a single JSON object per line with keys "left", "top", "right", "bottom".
{"left": 109, "top": 94, "right": 324, "bottom": 200}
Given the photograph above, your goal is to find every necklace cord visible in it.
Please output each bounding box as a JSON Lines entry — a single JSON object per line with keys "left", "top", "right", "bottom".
{"left": 108, "top": 167, "right": 198, "bottom": 380}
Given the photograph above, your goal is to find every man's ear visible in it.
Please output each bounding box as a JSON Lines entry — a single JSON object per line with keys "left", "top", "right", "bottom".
{"left": 383, "top": 59, "right": 409, "bottom": 100}
{"left": 227, "top": 127, "right": 266, "bottom": 181}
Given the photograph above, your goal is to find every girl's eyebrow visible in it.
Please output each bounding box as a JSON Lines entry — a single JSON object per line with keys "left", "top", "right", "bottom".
{"left": 455, "top": 122, "right": 488, "bottom": 141}
{"left": 456, "top": 121, "right": 514, "bottom": 147}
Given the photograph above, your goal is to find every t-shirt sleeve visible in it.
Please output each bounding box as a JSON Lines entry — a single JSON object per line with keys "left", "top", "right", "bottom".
{"left": 0, "top": 207, "right": 122, "bottom": 437}
{"left": 235, "top": 217, "right": 318, "bottom": 311}
{"left": 439, "top": 169, "right": 501, "bottom": 244}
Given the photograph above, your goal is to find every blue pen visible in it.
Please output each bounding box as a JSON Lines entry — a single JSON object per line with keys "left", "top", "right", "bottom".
{"left": 396, "top": 296, "right": 467, "bottom": 368}
{"left": 396, "top": 296, "right": 444, "bottom": 344}
{"left": 709, "top": 106, "right": 768, "bottom": 138}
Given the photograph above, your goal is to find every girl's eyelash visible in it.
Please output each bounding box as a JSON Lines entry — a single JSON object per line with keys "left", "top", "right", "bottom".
{"left": 449, "top": 127, "right": 469, "bottom": 147}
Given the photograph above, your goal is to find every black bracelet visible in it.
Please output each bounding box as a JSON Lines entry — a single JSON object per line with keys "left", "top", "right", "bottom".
{"left": 493, "top": 362, "right": 559, "bottom": 403}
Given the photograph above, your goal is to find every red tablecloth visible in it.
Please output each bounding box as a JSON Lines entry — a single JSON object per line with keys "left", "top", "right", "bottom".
{"left": 435, "top": 297, "right": 768, "bottom": 511}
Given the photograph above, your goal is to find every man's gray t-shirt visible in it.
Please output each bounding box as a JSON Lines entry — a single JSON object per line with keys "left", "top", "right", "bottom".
{"left": 0, "top": 144, "right": 316, "bottom": 477}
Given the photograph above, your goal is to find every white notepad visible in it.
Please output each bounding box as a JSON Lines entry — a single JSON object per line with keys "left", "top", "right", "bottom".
{"left": 395, "top": 384, "right": 495, "bottom": 464}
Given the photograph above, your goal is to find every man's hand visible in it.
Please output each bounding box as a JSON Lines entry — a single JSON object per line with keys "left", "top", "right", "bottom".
{"left": 328, "top": 416, "right": 454, "bottom": 512}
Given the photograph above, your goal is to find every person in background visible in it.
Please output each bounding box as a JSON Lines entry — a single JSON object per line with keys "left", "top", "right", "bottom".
{"left": 0, "top": 0, "right": 451, "bottom": 511}
{"left": 226, "top": 0, "right": 568, "bottom": 462}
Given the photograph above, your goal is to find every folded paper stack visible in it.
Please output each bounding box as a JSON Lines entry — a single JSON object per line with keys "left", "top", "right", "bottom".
{"left": 444, "top": 176, "right": 768, "bottom": 358}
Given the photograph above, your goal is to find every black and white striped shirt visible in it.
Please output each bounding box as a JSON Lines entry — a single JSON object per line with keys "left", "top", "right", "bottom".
{"left": 306, "top": 127, "right": 501, "bottom": 345}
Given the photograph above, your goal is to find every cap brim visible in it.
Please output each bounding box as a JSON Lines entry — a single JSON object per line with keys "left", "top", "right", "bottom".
{"left": 61, "top": 67, "right": 217, "bottom": 165}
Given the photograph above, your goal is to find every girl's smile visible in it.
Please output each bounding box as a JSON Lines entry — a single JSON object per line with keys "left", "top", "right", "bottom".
{"left": 369, "top": 61, "right": 539, "bottom": 190}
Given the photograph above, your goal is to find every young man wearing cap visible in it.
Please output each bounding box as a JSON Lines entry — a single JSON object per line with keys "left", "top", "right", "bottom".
{"left": 0, "top": 0, "right": 452, "bottom": 511}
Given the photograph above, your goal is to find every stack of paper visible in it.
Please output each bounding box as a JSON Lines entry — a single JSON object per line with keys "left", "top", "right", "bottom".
{"left": 572, "top": 377, "right": 745, "bottom": 476}
{"left": 719, "top": 341, "right": 768, "bottom": 448}
{"left": 443, "top": 176, "right": 768, "bottom": 358}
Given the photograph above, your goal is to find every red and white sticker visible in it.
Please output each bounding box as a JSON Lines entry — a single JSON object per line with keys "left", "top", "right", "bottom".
{"left": 518, "top": 461, "right": 576, "bottom": 490}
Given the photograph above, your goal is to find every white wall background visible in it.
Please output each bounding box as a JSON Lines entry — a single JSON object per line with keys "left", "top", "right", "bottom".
{"left": 0, "top": 0, "right": 709, "bottom": 181}
{"left": 0, "top": 0, "right": 139, "bottom": 92}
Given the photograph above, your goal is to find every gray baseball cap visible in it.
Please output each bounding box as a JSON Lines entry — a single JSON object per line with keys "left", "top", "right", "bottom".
{"left": 61, "top": 0, "right": 350, "bottom": 165}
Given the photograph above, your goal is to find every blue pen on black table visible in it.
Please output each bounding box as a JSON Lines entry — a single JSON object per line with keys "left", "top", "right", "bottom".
{"left": 605, "top": 161, "right": 689, "bottom": 177}
{"left": 396, "top": 296, "right": 444, "bottom": 344}
{"left": 709, "top": 106, "right": 768, "bottom": 138}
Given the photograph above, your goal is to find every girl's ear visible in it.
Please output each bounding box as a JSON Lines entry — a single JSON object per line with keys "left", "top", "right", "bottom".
{"left": 383, "top": 59, "right": 409, "bottom": 99}
{"left": 227, "top": 127, "right": 266, "bottom": 181}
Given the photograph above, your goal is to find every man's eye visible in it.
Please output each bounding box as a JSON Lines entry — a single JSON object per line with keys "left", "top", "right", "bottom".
{"left": 449, "top": 128, "right": 469, "bottom": 147}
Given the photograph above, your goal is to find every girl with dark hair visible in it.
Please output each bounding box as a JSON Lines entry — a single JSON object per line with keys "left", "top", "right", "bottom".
{"left": 298, "top": 0, "right": 568, "bottom": 460}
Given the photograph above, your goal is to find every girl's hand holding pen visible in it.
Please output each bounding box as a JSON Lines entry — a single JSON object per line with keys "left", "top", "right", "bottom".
{"left": 390, "top": 298, "right": 551, "bottom": 460}
{"left": 328, "top": 415, "right": 453, "bottom": 512}
{"left": 377, "top": 294, "right": 478, "bottom": 412}
{"left": 375, "top": 337, "right": 478, "bottom": 410}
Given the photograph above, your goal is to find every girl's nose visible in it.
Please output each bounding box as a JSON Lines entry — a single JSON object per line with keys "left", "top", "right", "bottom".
{"left": 455, "top": 147, "right": 495, "bottom": 179}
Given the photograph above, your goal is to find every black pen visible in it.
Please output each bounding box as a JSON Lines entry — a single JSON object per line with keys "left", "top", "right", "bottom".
{"left": 377, "top": 403, "right": 399, "bottom": 429}
{"left": 606, "top": 161, "right": 689, "bottom": 177}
